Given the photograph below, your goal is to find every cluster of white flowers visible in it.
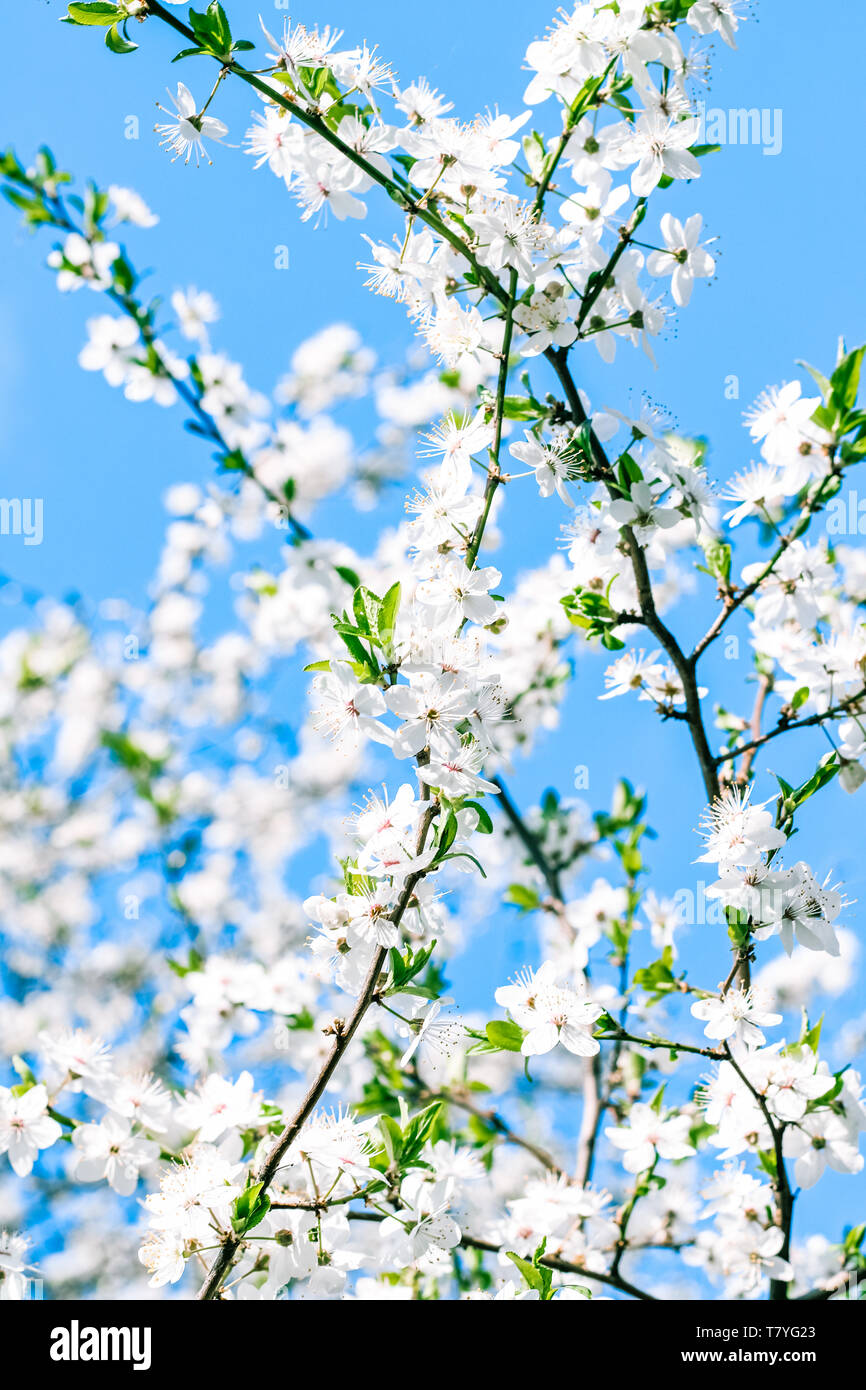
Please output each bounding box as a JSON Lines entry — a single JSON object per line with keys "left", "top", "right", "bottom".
{"left": 697, "top": 787, "right": 845, "bottom": 957}
{"left": 495, "top": 960, "right": 603, "bottom": 1057}
{"left": 701, "top": 1044, "right": 866, "bottom": 1186}
{"left": 1, "top": 0, "right": 865, "bottom": 1307}
{"left": 216, "top": 2, "right": 724, "bottom": 386}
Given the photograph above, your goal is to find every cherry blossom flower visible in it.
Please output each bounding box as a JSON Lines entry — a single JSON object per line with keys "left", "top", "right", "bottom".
{"left": 397, "top": 998, "right": 465, "bottom": 1070}
{"left": 416, "top": 561, "right": 501, "bottom": 628}
{"left": 155, "top": 83, "right": 228, "bottom": 167}
{"left": 176, "top": 1072, "right": 262, "bottom": 1144}
{"left": 611, "top": 112, "right": 702, "bottom": 197}
{"left": 107, "top": 185, "right": 158, "bottom": 228}
{"left": 0, "top": 1085, "right": 63, "bottom": 1177}
{"left": 560, "top": 172, "right": 630, "bottom": 243}
{"left": 695, "top": 787, "right": 787, "bottom": 872}
{"left": 47, "top": 232, "right": 119, "bottom": 293}
{"left": 311, "top": 663, "right": 388, "bottom": 749}
{"left": 71, "top": 1115, "right": 159, "bottom": 1196}
{"left": 138, "top": 1232, "right": 187, "bottom": 1289}
{"left": 752, "top": 863, "right": 845, "bottom": 957}
{"left": 495, "top": 960, "right": 603, "bottom": 1057}
{"left": 416, "top": 740, "right": 500, "bottom": 798}
{"left": 171, "top": 287, "right": 220, "bottom": 343}
{"left": 721, "top": 461, "right": 786, "bottom": 526}
{"left": 292, "top": 1108, "right": 381, "bottom": 1182}
{"left": 605, "top": 1102, "right": 696, "bottom": 1174}
{"left": 606, "top": 480, "right": 681, "bottom": 540}
{"left": 743, "top": 381, "right": 822, "bottom": 466}
{"left": 687, "top": 0, "right": 747, "bottom": 49}
{"left": 380, "top": 1174, "right": 461, "bottom": 1261}
{"left": 514, "top": 285, "right": 578, "bottom": 356}
{"left": 784, "top": 1113, "right": 865, "bottom": 1189}
{"left": 719, "top": 1224, "right": 793, "bottom": 1293}
{"left": 343, "top": 882, "right": 402, "bottom": 948}
{"left": 646, "top": 212, "right": 715, "bottom": 306}
{"left": 509, "top": 431, "right": 579, "bottom": 505}
{"left": 691, "top": 988, "right": 782, "bottom": 1049}
{"left": 293, "top": 164, "right": 367, "bottom": 224}
{"left": 600, "top": 649, "right": 666, "bottom": 700}
{"left": 385, "top": 673, "right": 475, "bottom": 759}
{"left": 419, "top": 411, "right": 494, "bottom": 489}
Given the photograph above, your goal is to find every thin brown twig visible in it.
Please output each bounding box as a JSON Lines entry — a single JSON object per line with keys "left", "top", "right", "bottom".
{"left": 344, "top": 1210, "right": 657, "bottom": 1300}
{"left": 716, "top": 685, "right": 866, "bottom": 768}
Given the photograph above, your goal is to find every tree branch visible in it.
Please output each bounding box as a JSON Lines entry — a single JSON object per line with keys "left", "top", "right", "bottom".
{"left": 722, "top": 1043, "right": 795, "bottom": 1301}
{"left": 715, "top": 686, "right": 866, "bottom": 767}
{"left": 345, "top": 1211, "right": 657, "bottom": 1300}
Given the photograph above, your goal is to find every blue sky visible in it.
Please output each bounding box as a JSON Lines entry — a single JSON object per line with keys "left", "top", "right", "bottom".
{"left": 2, "top": 0, "right": 865, "bottom": 1248}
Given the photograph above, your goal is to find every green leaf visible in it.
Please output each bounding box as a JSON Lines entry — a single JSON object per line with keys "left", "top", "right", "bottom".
{"left": 756, "top": 1148, "right": 778, "bottom": 1180}
{"left": 66, "top": 2, "right": 123, "bottom": 25}
{"left": 463, "top": 800, "right": 493, "bottom": 834}
{"left": 506, "top": 1240, "right": 554, "bottom": 1298}
{"left": 777, "top": 752, "right": 839, "bottom": 814}
{"left": 400, "top": 1101, "right": 443, "bottom": 1164}
{"left": 379, "top": 581, "right": 401, "bottom": 645}
{"left": 331, "top": 619, "right": 379, "bottom": 675}
{"left": 220, "top": 449, "right": 247, "bottom": 471}
{"left": 830, "top": 345, "right": 865, "bottom": 414}
{"left": 726, "top": 905, "right": 751, "bottom": 951}
{"left": 378, "top": 1102, "right": 444, "bottom": 1172}
{"left": 437, "top": 849, "right": 487, "bottom": 878}
{"left": 243, "top": 1191, "right": 270, "bottom": 1232}
{"left": 505, "top": 883, "right": 541, "bottom": 911}
{"left": 618, "top": 843, "right": 642, "bottom": 877}
{"left": 231, "top": 1180, "right": 270, "bottom": 1234}
{"left": 378, "top": 578, "right": 403, "bottom": 628}
{"left": 379, "top": 1114, "right": 403, "bottom": 1164}
{"left": 188, "top": 6, "right": 212, "bottom": 33}
{"left": 1, "top": 187, "right": 52, "bottom": 223}
{"left": 167, "top": 948, "right": 204, "bottom": 978}
{"left": 702, "top": 539, "right": 732, "bottom": 586}
{"left": 187, "top": 2, "right": 233, "bottom": 54}
{"left": 797, "top": 358, "right": 832, "bottom": 403}
{"left": 105, "top": 22, "right": 137, "bottom": 53}
{"left": 617, "top": 452, "right": 644, "bottom": 490}
{"left": 434, "top": 809, "right": 458, "bottom": 860}
{"left": 800, "top": 1013, "right": 823, "bottom": 1052}
{"left": 335, "top": 564, "right": 361, "bottom": 590}
{"left": 387, "top": 940, "right": 437, "bottom": 993}
{"left": 101, "top": 730, "right": 167, "bottom": 778}
{"left": 841, "top": 410, "right": 866, "bottom": 435}
{"left": 633, "top": 949, "right": 676, "bottom": 1003}
{"left": 502, "top": 395, "right": 546, "bottom": 421}
{"left": 351, "top": 585, "right": 380, "bottom": 638}
{"left": 689, "top": 1120, "right": 716, "bottom": 1149}
{"left": 11, "top": 1055, "right": 37, "bottom": 1087}
{"left": 506, "top": 1250, "right": 545, "bottom": 1294}
{"left": 485, "top": 1020, "right": 525, "bottom": 1052}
